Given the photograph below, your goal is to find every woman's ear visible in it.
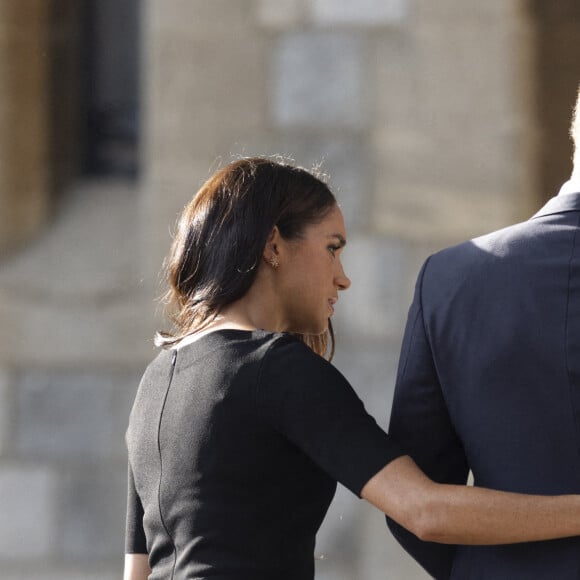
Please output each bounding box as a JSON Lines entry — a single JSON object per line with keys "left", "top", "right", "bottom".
{"left": 263, "top": 226, "right": 282, "bottom": 267}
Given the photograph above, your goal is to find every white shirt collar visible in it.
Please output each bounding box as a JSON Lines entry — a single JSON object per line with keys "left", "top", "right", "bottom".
{"left": 558, "top": 178, "right": 580, "bottom": 196}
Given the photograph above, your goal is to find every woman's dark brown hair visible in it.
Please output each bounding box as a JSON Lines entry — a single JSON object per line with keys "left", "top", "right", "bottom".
{"left": 156, "top": 157, "right": 338, "bottom": 359}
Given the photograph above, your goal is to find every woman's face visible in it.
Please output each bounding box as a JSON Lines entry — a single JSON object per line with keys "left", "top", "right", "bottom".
{"left": 276, "top": 204, "right": 351, "bottom": 335}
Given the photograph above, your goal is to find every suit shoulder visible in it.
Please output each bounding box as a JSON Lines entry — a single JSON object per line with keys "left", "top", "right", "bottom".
{"left": 420, "top": 219, "right": 538, "bottom": 299}
{"left": 427, "top": 219, "right": 534, "bottom": 270}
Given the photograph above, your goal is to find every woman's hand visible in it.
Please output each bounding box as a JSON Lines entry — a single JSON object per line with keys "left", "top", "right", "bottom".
{"left": 362, "top": 455, "right": 580, "bottom": 545}
{"left": 123, "top": 553, "right": 151, "bottom": 580}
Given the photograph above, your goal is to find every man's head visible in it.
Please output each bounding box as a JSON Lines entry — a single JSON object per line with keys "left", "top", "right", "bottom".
{"left": 571, "top": 86, "right": 580, "bottom": 178}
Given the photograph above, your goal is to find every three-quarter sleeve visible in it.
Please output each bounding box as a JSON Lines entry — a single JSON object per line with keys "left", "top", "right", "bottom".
{"left": 256, "top": 336, "right": 405, "bottom": 496}
{"left": 125, "top": 462, "right": 148, "bottom": 554}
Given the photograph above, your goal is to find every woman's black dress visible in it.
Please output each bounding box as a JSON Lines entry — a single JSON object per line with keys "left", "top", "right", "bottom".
{"left": 125, "top": 329, "right": 403, "bottom": 579}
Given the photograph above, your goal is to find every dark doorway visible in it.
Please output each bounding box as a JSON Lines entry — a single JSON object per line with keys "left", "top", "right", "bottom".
{"left": 81, "top": 0, "right": 140, "bottom": 178}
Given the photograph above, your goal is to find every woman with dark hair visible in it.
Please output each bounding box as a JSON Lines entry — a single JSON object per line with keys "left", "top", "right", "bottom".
{"left": 125, "top": 157, "right": 580, "bottom": 580}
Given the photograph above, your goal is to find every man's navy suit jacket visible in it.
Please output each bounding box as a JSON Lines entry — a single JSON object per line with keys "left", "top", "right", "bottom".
{"left": 387, "top": 191, "right": 580, "bottom": 579}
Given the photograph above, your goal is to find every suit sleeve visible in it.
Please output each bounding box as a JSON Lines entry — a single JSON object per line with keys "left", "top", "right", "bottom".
{"left": 386, "top": 258, "right": 469, "bottom": 580}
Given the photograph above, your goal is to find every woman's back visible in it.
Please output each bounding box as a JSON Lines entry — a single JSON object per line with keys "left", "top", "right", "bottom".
{"left": 126, "top": 329, "right": 399, "bottom": 579}
{"left": 127, "top": 330, "right": 331, "bottom": 579}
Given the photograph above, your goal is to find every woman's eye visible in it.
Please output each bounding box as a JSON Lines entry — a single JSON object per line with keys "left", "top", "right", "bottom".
{"left": 328, "top": 245, "right": 339, "bottom": 256}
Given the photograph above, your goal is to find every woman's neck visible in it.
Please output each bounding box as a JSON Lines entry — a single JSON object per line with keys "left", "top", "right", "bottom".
{"left": 172, "top": 270, "right": 287, "bottom": 350}
{"left": 171, "top": 318, "right": 256, "bottom": 350}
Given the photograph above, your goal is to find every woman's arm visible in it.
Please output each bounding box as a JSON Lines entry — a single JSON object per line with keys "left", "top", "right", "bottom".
{"left": 123, "top": 553, "right": 151, "bottom": 580}
{"left": 362, "top": 455, "right": 580, "bottom": 545}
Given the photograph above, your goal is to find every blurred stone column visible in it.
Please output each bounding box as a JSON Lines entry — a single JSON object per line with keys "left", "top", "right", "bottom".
{"left": 531, "top": 0, "right": 580, "bottom": 200}
{"left": 373, "top": 0, "right": 537, "bottom": 249}
{"left": 0, "top": 0, "right": 51, "bottom": 255}
{"left": 140, "top": 0, "right": 267, "bottom": 286}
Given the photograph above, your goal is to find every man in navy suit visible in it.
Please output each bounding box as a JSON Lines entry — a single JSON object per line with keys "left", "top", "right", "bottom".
{"left": 387, "top": 88, "right": 580, "bottom": 579}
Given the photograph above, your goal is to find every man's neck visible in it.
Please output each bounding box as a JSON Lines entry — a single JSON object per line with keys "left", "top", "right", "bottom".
{"left": 558, "top": 174, "right": 580, "bottom": 195}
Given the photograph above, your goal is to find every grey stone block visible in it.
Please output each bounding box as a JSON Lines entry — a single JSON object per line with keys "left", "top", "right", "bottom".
{"left": 243, "top": 135, "right": 370, "bottom": 231}
{"left": 196, "top": 136, "right": 372, "bottom": 233}
{"left": 382, "top": 20, "right": 515, "bottom": 196}
{"left": 332, "top": 340, "right": 399, "bottom": 426}
{"left": 311, "top": 0, "right": 407, "bottom": 26}
{"left": 150, "top": 0, "right": 254, "bottom": 36}
{"left": 273, "top": 33, "right": 367, "bottom": 129}
{"left": 58, "top": 464, "right": 127, "bottom": 562}
{"left": 0, "top": 181, "right": 157, "bottom": 368}
{"left": 0, "top": 466, "right": 56, "bottom": 559}
{"left": 0, "top": 292, "right": 157, "bottom": 368}
{"left": 16, "top": 371, "right": 115, "bottom": 460}
{"left": 2, "top": 569, "right": 119, "bottom": 580}
{"left": 144, "top": 26, "right": 266, "bottom": 164}
{"left": 257, "top": 0, "right": 305, "bottom": 28}
{"left": 110, "top": 370, "right": 143, "bottom": 460}
{"left": 0, "top": 368, "right": 11, "bottom": 454}
{"left": 374, "top": 35, "right": 420, "bottom": 130}
{"left": 0, "top": 182, "right": 139, "bottom": 299}
{"left": 333, "top": 236, "right": 408, "bottom": 340}
{"left": 413, "top": 0, "right": 513, "bottom": 21}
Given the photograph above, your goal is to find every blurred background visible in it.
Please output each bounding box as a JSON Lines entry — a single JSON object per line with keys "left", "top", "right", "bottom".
{"left": 0, "top": 0, "right": 579, "bottom": 578}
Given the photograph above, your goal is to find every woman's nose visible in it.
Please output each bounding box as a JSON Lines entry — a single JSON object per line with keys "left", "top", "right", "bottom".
{"left": 337, "top": 265, "right": 351, "bottom": 291}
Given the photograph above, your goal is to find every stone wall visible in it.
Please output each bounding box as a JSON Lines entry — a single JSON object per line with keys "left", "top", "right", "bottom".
{"left": 0, "top": 181, "right": 150, "bottom": 580}
{"left": 0, "top": 0, "right": 567, "bottom": 578}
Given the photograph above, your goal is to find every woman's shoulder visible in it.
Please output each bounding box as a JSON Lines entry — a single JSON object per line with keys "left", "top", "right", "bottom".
{"left": 140, "top": 330, "right": 331, "bottom": 384}
{"left": 143, "top": 329, "right": 305, "bottom": 369}
{"left": 259, "top": 331, "right": 332, "bottom": 368}
{"left": 258, "top": 332, "right": 347, "bottom": 397}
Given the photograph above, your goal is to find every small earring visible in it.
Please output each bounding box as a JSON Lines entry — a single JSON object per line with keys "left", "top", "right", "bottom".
{"left": 268, "top": 256, "right": 279, "bottom": 269}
